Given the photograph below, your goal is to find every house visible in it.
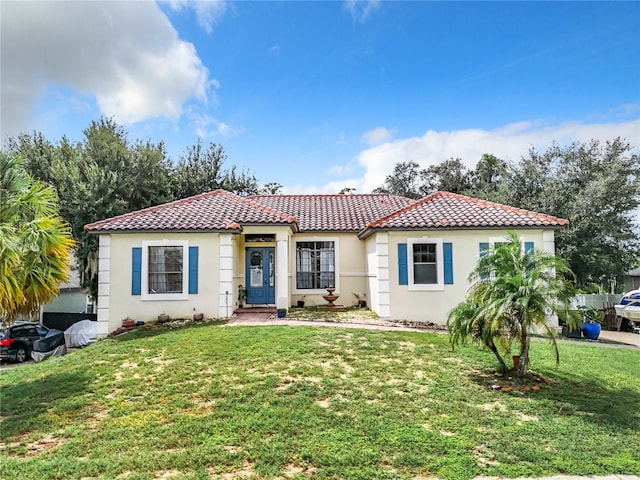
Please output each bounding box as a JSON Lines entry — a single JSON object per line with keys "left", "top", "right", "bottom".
{"left": 624, "top": 267, "right": 640, "bottom": 292}
{"left": 84, "top": 190, "right": 568, "bottom": 336}
{"left": 40, "top": 253, "right": 96, "bottom": 331}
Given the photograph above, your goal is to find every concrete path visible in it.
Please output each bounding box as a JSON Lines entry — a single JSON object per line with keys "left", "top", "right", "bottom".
{"left": 225, "top": 314, "right": 442, "bottom": 333}
{"left": 474, "top": 477, "right": 638, "bottom": 480}
{"left": 598, "top": 330, "right": 640, "bottom": 347}
{"left": 227, "top": 314, "right": 640, "bottom": 349}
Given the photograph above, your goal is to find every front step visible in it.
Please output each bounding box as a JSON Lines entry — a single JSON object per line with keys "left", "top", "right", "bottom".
{"left": 234, "top": 306, "right": 277, "bottom": 315}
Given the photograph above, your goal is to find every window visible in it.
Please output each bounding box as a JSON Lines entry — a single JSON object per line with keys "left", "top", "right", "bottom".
{"left": 407, "top": 238, "right": 444, "bottom": 291}
{"left": 148, "top": 246, "right": 183, "bottom": 294}
{"left": 413, "top": 243, "right": 437, "bottom": 284}
{"left": 296, "top": 240, "right": 335, "bottom": 290}
{"left": 141, "top": 240, "right": 189, "bottom": 300}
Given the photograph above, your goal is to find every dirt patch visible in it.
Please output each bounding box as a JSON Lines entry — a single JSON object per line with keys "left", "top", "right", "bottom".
{"left": 209, "top": 462, "right": 255, "bottom": 479}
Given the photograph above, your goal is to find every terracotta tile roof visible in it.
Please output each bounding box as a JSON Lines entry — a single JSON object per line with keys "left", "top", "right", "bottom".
{"left": 249, "top": 194, "right": 415, "bottom": 232}
{"left": 360, "top": 191, "right": 569, "bottom": 237}
{"left": 85, "top": 190, "right": 568, "bottom": 235}
{"left": 84, "top": 190, "right": 297, "bottom": 232}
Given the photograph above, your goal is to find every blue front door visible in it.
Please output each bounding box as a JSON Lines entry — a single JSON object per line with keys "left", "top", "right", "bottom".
{"left": 246, "top": 247, "right": 275, "bottom": 304}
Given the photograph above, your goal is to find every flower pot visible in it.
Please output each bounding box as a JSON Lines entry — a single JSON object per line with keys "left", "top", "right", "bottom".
{"left": 277, "top": 309, "right": 287, "bottom": 318}
{"left": 358, "top": 299, "right": 367, "bottom": 308}
{"left": 512, "top": 355, "right": 520, "bottom": 370}
{"left": 582, "top": 322, "right": 601, "bottom": 340}
{"left": 157, "top": 314, "right": 170, "bottom": 323}
{"left": 297, "top": 300, "right": 305, "bottom": 308}
{"left": 193, "top": 312, "right": 204, "bottom": 321}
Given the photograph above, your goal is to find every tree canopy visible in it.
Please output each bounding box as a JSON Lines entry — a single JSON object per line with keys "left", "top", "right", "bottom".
{"left": 3, "top": 117, "right": 276, "bottom": 298}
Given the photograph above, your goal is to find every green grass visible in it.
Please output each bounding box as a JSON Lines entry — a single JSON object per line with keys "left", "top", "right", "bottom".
{"left": 1, "top": 322, "right": 639, "bottom": 480}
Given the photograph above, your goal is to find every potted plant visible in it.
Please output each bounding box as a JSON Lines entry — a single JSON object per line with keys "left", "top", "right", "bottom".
{"left": 578, "top": 305, "right": 603, "bottom": 340}
{"left": 559, "top": 309, "right": 582, "bottom": 338}
{"left": 237, "top": 285, "right": 247, "bottom": 308}
{"left": 297, "top": 295, "right": 305, "bottom": 308}
{"left": 353, "top": 292, "right": 367, "bottom": 308}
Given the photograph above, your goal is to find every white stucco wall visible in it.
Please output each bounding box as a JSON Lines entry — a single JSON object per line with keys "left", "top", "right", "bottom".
{"left": 98, "top": 232, "right": 221, "bottom": 334}
{"left": 289, "top": 232, "right": 369, "bottom": 308}
{"left": 385, "top": 229, "right": 554, "bottom": 325}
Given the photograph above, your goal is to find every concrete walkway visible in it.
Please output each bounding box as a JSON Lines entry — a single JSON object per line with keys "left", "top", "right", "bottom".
{"left": 474, "top": 477, "right": 638, "bottom": 480}
{"left": 598, "top": 330, "right": 640, "bottom": 348}
{"left": 227, "top": 314, "right": 640, "bottom": 348}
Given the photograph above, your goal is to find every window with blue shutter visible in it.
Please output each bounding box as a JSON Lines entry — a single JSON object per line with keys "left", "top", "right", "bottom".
{"left": 188, "top": 246, "right": 199, "bottom": 294}
{"left": 443, "top": 242, "right": 453, "bottom": 285}
{"left": 398, "top": 243, "right": 408, "bottom": 285}
{"left": 525, "top": 241, "right": 534, "bottom": 254}
{"left": 132, "top": 247, "right": 142, "bottom": 295}
{"left": 479, "top": 242, "right": 489, "bottom": 280}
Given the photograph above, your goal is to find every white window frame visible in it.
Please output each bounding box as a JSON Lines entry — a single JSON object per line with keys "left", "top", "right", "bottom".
{"left": 486, "top": 235, "right": 527, "bottom": 280}
{"left": 293, "top": 236, "right": 340, "bottom": 294}
{"left": 141, "top": 240, "right": 189, "bottom": 301}
{"left": 489, "top": 235, "right": 525, "bottom": 252}
{"left": 407, "top": 237, "right": 444, "bottom": 291}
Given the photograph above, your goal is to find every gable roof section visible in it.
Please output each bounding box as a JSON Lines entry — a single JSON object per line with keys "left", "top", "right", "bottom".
{"left": 84, "top": 190, "right": 298, "bottom": 233}
{"left": 84, "top": 190, "right": 568, "bottom": 236}
{"left": 249, "top": 193, "right": 415, "bottom": 232}
{"left": 358, "top": 191, "right": 569, "bottom": 238}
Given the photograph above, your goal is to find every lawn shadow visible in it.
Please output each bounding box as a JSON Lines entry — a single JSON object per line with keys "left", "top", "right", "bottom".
{"left": 0, "top": 370, "right": 91, "bottom": 439}
{"left": 466, "top": 368, "right": 640, "bottom": 431}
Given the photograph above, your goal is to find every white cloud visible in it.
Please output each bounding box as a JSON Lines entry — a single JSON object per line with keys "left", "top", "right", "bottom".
{"left": 191, "top": 112, "right": 243, "bottom": 138}
{"left": 356, "top": 119, "right": 640, "bottom": 193}
{"left": 343, "top": 0, "right": 381, "bottom": 23}
{"left": 165, "top": 0, "right": 228, "bottom": 34}
{"left": 361, "top": 126, "right": 394, "bottom": 146}
{"left": 0, "top": 1, "right": 216, "bottom": 140}
{"left": 269, "top": 44, "right": 280, "bottom": 55}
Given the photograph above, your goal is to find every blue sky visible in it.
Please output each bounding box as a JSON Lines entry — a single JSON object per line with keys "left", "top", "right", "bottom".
{"left": 2, "top": 1, "right": 639, "bottom": 194}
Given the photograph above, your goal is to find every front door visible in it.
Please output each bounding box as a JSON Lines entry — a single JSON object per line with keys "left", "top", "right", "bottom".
{"left": 245, "top": 247, "right": 275, "bottom": 305}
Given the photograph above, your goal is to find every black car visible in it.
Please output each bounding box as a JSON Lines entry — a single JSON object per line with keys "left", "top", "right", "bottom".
{"left": 0, "top": 322, "right": 49, "bottom": 363}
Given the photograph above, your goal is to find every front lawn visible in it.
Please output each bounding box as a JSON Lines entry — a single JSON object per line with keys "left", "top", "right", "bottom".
{"left": 1, "top": 323, "right": 639, "bottom": 479}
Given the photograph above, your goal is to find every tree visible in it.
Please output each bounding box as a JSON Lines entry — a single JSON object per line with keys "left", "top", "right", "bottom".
{"left": 260, "top": 182, "right": 283, "bottom": 194}
{"left": 171, "top": 140, "right": 226, "bottom": 199}
{"left": 374, "top": 158, "right": 471, "bottom": 198}
{"left": 466, "top": 154, "right": 510, "bottom": 203}
{"left": 422, "top": 158, "right": 471, "bottom": 194}
{"left": 447, "top": 232, "right": 578, "bottom": 376}
{"left": 506, "top": 139, "right": 640, "bottom": 290}
{"left": 373, "top": 161, "right": 426, "bottom": 199}
{"left": 4, "top": 131, "right": 58, "bottom": 185}
{"left": 221, "top": 165, "right": 260, "bottom": 196}
{"left": 0, "top": 153, "right": 74, "bottom": 325}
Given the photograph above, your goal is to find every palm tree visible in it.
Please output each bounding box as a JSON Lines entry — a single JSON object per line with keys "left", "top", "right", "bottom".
{"left": 0, "top": 153, "right": 74, "bottom": 325}
{"left": 447, "top": 231, "right": 578, "bottom": 376}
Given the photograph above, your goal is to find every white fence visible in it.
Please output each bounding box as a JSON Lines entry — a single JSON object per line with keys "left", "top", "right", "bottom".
{"left": 571, "top": 294, "right": 620, "bottom": 309}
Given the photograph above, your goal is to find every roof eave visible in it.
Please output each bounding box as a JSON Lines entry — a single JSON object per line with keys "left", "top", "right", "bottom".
{"left": 358, "top": 223, "right": 568, "bottom": 239}
{"left": 86, "top": 228, "right": 244, "bottom": 235}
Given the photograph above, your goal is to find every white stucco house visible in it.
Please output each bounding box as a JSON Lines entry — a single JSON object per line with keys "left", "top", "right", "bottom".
{"left": 84, "top": 190, "right": 568, "bottom": 336}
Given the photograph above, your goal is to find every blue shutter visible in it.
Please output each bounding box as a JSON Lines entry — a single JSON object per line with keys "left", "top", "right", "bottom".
{"left": 132, "top": 247, "right": 142, "bottom": 295}
{"left": 443, "top": 242, "right": 453, "bottom": 285}
{"left": 188, "top": 246, "right": 199, "bottom": 294}
{"left": 398, "top": 243, "right": 408, "bottom": 285}
{"left": 525, "top": 241, "right": 534, "bottom": 255}
{"left": 479, "top": 242, "right": 489, "bottom": 280}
